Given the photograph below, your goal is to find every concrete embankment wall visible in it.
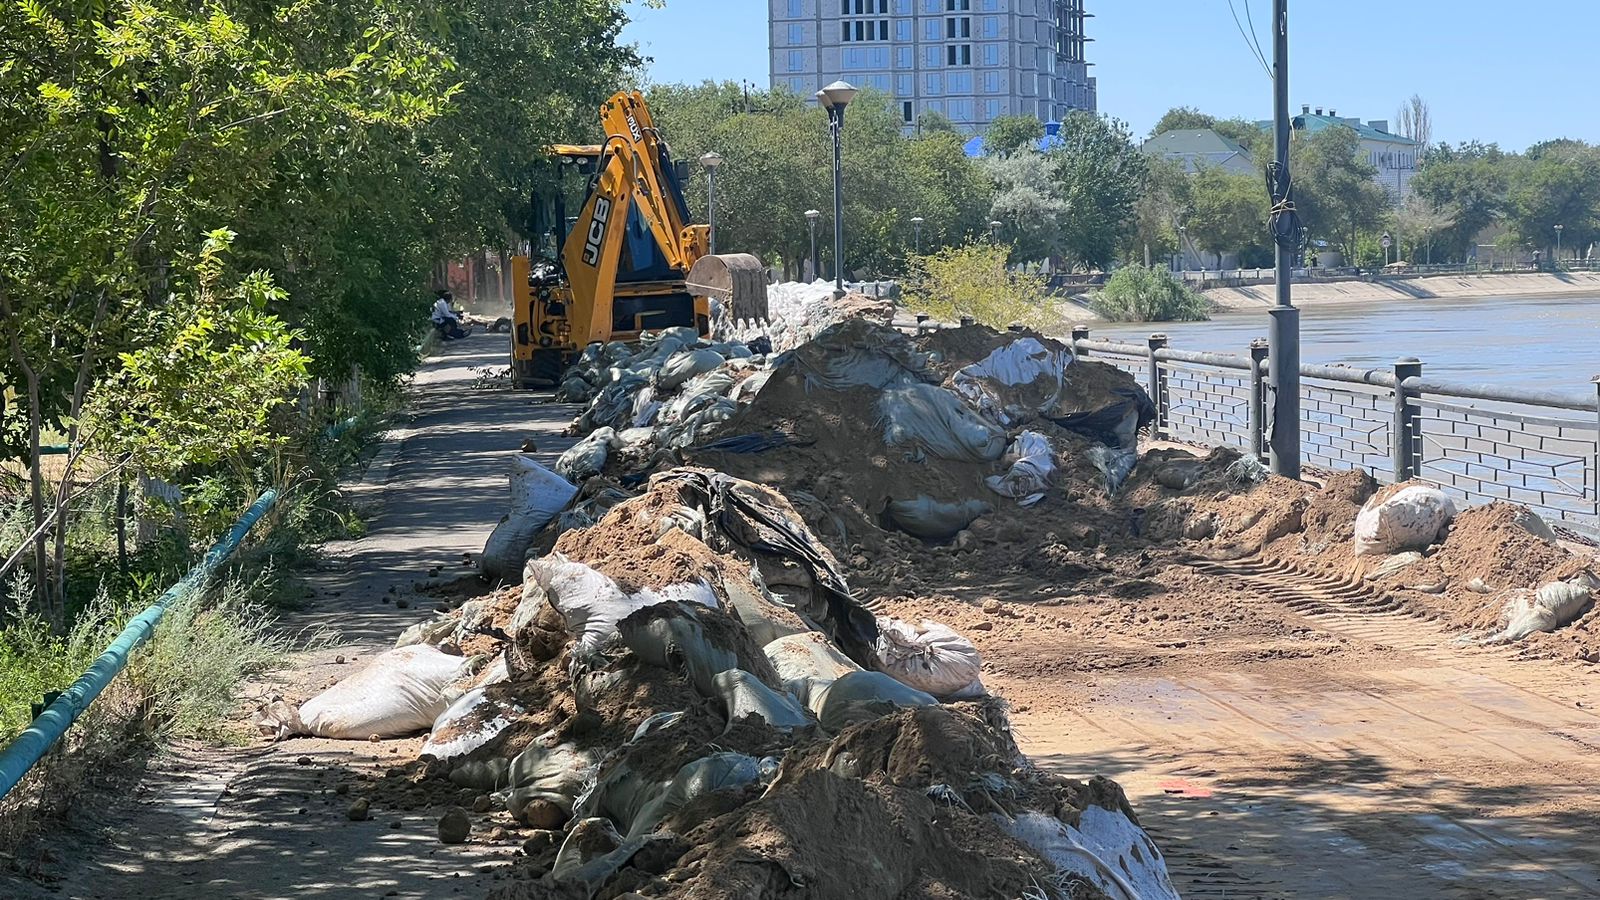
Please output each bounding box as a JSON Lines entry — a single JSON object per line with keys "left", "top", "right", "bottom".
{"left": 1203, "top": 272, "right": 1600, "bottom": 311}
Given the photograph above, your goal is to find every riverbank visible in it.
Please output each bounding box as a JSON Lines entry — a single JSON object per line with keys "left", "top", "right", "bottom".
{"left": 1202, "top": 271, "right": 1600, "bottom": 311}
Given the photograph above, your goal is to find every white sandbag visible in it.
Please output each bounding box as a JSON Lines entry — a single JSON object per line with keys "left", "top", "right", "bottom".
{"left": 1353, "top": 485, "right": 1457, "bottom": 556}
{"left": 624, "top": 752, "right": 766, "bottom": 838}
{"left": 807, "top": 670, "right": 938, "bottom": 732}
{"left": 729, "top": 368, "right": 772, "bottom": 404}
{"left": 555, "top": 427, "right": 624, "bottom": 483}
{"left": 1004, "top": 809, "right": 1180, "bottom": 900}
{"left": 293, "top": 645, "right": 471, "bottom": 740}
{"left": 874, "top": 617, "right": 985, "bottom": 699}
{"left": 657, "top": 348, "right": 726, "bottom": 391}
{"left": 506, "top": 739, "right": 599, "bottom": 816}
{"left": 1485, "top": 571, "right": 1600, "bottom": 643}
{"left": 763, "top": 632, "right": 861, "bottom": 685}
{"left": 479, "top": 456, "right": 580, "bottom": 581}
{"left": 879, "top": 383, "right": 1006, "bottom": 463}
{"left": 985, "top": 431, "right": 1055, "bottom": 504}
{"left": 526, "top": 553, "right": 647, "bottom": 664}
{"left": 395, "top": 616, "right": 455, "bottom": 648}
{"left": 953, "top": 338, "right": 1074, "bottom": 428}
{"left": 420, "top": 687, "right": 522, "bottom": 761}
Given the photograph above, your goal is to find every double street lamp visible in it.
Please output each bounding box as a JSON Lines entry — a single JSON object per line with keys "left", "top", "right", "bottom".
{"left": 805, "top": 209, "right": 821, "bottom": 282}
{"left": 989, "top": 220, "right": 1003, "bottom": 243}
{"left": 816, "top": 80, "right": 858, "bottom": 299}
{"left": 1556, "top": 224, "right": 1565, "bottom": 266}
{"left": 911, "top": 216, "right": 924, "bottom": 255}
{"left": 699, "top": 152, "right": 724, "bottom": 254}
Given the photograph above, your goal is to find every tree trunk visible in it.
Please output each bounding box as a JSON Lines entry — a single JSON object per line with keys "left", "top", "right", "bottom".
{"left": 116, "top": 479, "right": 129, "bottom": 578}
{"left": 1, "top": 291, "right": 52, "bottom": 623}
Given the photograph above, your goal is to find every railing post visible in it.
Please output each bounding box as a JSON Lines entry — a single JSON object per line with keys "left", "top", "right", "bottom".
{"left": 1393, "top": 357, "right": 1424, "bottom": 482}
{"left": 1592, "top": 376, "right": 1600, "bottom": 527}
{"left": 1071, "top": 324, "right": 1090, "bottom": 358}
{"left": 1249, "top": 339, "right": 1270, "bottom": 462}
{"left": 1148, "top": 333, "right": 1169, "bottom": 440}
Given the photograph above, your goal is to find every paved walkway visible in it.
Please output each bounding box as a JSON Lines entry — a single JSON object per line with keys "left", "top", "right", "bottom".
{"left": 4, "top": 334, "right": 578, "bottom": 899}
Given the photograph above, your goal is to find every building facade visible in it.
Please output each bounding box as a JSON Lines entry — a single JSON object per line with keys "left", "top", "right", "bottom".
{"left": 768, "top": 0, "right": 1097, "bottom": 134}
{"left": 1258, "top": 106, "right": 1422, "bottom": 204}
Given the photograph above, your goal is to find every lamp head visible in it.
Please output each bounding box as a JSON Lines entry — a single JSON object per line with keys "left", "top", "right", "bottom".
{"left": 818, "top": 81, "right": 859, "bottom": 110}
{"left": 699, "top": 151, "right": 724, "bottom": 171}
{"left": 805, "top": 209, "right": 821, "bottom": 221}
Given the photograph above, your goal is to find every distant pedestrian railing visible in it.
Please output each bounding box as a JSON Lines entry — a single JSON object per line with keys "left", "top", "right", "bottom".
{"left": 1176, "top": 259, "right": 1600, "bottom": 288}
{"left": 1070, "top": 326, "right": 1600, "bottom": 537}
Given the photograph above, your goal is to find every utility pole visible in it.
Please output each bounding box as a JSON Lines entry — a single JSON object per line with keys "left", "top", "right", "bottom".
{"left": 1267, "top": 0, "right": 1301, "bottom": 478}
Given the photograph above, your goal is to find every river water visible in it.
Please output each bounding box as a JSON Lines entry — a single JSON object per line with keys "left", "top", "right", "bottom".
{"left": 1094, "top": 293, "right": 1600, "bottom": 397}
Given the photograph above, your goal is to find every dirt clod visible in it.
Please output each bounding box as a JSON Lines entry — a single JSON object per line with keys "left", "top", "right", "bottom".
{"left": 437, "top": 807, "right": 471, "bottom": 844}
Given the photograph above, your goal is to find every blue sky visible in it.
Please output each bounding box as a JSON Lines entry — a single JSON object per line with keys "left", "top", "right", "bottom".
{"left": 620, "top": 0, "right": 1599, "bottom": 151}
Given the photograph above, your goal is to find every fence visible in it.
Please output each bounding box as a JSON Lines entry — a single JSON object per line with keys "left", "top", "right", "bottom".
{"left": 1069, "top": 326, "right": 1600, "bottom": 537}
{"left": 1176, "top": 259, "right": 1600, "bottom": 289}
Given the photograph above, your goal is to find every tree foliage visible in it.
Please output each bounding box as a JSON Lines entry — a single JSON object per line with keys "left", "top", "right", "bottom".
{"left": 903, "top": 242, "right": 1053, "bottom": 330}
{"left": 984, "top": 114, "right": 1045, "bottom": 157}
{"left": 1185, "top": 167, "right": 1270, "bottom": 266}
{"left": 1292, "top": 126, "right": 1390, "bottom": 257}
{"left": 1090, "top": 265, "right": 1209, "bottom": 323}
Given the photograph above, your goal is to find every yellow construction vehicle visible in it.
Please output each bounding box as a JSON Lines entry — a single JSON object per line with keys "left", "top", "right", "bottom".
{"left": 510, "top": 92, "right": 768, "bottom": 387}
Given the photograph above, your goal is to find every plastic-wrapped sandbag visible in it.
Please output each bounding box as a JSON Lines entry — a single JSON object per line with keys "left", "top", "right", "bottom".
{"left": 1004, "top": 809, "right": 1180, "bottom": 900}
{"left": 420, "top": 687, "right": 521, "bottom": 761}
{"left": 395, "top": 616, "right": 455, "bottom": 648}
{"left": 556, "top": 376, "right": 594, "bottom": 403}
{"left": 1049, "top": 387, "right": 1156, "bottom": 452}
{"left": 626, "top": 752, "right": 765, "bottom": 837}
{"left": 618, "top": 591, "right": 735, "bottom": 695}
{"left": 257, "top": 645, "right": 471, "bottom": 740}
{"left": 985, "top": 431, "right": 1055, "bottom": 504}
{"left": 506, "top": 740, "right": 600, "bottom": 817}
{"left": 952, "top": 338, "right": 1074, "bottom": 428}
{"left": 579, "top": 374, "right": 650, "bottom": 432}
{"left": 1353, "top": 485, "right": 1457, "bottom": 556}
{"left": 879, "top": 383, "right": 1006, "bottom": 463}
{"left": 657, "top": 348, "right": 726, "bottom": 391}
{"left": 874, "top": 617, "right": 984, "bottom": 699}
{"left": 711, "top": 669, "right": 812, "bottom": 731}
{"left": 763, "top": 633, "right": 862, "bottom": 685}
{"left": 807, "top": 670, "right": 938, "bottom": 732}
{"left": 479, "top": 456, "right": 580, "bottom": 582}
{"left": 1486, "top": 571, "right": 1600, "bottom": 643}
{"left": 729, "top": 369, "right": 772, "bottom": 404}
{"left": 886, "top": 495, "right": 993, "bottom": 541}
{"left": 662, "top": 397, "right": 738, "bottom": 449}
{"left": 555, "top": 427, "right": 623, "bottom": 483}
{"left": 662, "top": 371, "right": 736, "bottom": 423}
{"left": 631, "top": 384, "right": 660, "bottom": 427}
{"left": 1087, "top": 445, "right": 1138, "bottom": 496}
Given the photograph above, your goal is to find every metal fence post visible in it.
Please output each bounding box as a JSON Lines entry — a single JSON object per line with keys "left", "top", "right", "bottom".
{"left": 1393, "top": 357, "right": 1424, "bottom": 482}
{"left": 1593, "top": 376, "right": 1600, "bottom": 522}
{"left": 1249, "top": 339, "right": 1269, "bottom": 462}
{"left": 1148, "top": 334, "right": 1169, "bottom": 439}
{"left": 1071, "top": 324, "right": 1090, "bottom": 358}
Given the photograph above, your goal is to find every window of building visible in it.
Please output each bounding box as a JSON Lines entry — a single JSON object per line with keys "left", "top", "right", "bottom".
{"left": 984, "top": 98, "right": 1004, "bottom": 119}
{"left": 949, "top": 98, "right": 973, "bottom": 121}
{"left": 903, "top": 101, "right": 914, "bottom": 123}
{"left": 981, "top": 15, "right": 999, "bottom": 37}
{"left": 790, "top": 76, "right": 809, "bottom": 92}
{"left": 925, "top": 99, "right": 945, "bottom": 114}
{"left": 946, "top": 44, "right": 971, "bottom": 65}
{"left": 945, "top": 0, "right": 969, "bottom": 9}
{"left": 945, "top": 16, "right": 970, "bottom": 38}
{"left": 895, "top": 19, "right": 911, "bottom": 40}
{"left": 788, "top": 0, "right": 803, "bottom": 16}
{"left": 982, "top": 43, "right": 1000, "bottom": 65}
{"left": 923, "top": 18, "right": 941, "bottom": 40}
{"left": 925, "top": 73, "right": 943, "bottom": 95}
{"left": 788, "top": 24, "right": 804, "bottom": 45}
{"left": 981, "top": 0, "right": 998, "bottom": 9}
{"left": 923, "top": 45, "right": 942, "bottom": 67}
{"left": 896, "top": 73, "right": 914, "bottom": 94}
{"left": 896, "top": 47, "right": 913, "bottom": 68}
{"left": 843, "top": 48, "right": 866, "bottom": 69}
{"left": 922, "top": 0, "right": 939, "bottom": 13}
{"left": 788, "top": 50, "right": 805, "bottom": 72}
{"left": 948, "top": 71, "right": 972, "bottom": 92}
{"left": 869, "top": 47, "right": 889, "bottom": 67}
{"left": 895, "top": 0, "right": 912, "bottom": 12}
{"left": 983, "top": 70, "right": 1002, "bottom": 93}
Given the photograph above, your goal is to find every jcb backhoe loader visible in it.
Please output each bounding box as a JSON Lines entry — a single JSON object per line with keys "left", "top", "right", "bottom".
{"left": 510, "top": 92, "right": 768, "bottom": 387}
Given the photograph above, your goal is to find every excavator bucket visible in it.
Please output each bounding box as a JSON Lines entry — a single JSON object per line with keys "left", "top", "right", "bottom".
{"left": 686, "top": 253, "right": 769, "bottom": 323}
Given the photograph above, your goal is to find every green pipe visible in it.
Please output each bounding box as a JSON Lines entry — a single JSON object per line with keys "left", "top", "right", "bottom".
{"left": 0, "top": 488, "right": 280, "bottom": 799}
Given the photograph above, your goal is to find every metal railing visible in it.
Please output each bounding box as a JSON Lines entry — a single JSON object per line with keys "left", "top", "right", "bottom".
{"left": 1069, "top": 326, "right": 1600, "bottom": 536}
{"left": 1175, "top": 260, "right": 1600, "bottom": 288}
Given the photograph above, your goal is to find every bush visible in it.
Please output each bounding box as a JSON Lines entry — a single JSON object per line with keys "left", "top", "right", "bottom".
{"left": 904, "top": 242, "right": 1056, "bottom": 330}
{"left": 1089, "top": 265, "right": 1211, "bottom": 322}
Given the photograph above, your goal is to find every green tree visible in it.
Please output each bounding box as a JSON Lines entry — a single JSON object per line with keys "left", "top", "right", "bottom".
{"left": 1391, "top": 195, "right": 1458, "bottom": 264}
{"left": 1151, "top": 107, "right": 1216, "bottom": 136}
{"left": 1412, "top": 142, "right": 1510, "bottom": 262}
{"left": 984, "top": 114, "right": 1045, "bottom": 157}
{"left": 1125, "top": 158, "right": 1191, "bottom": 266}
{"left": 1090, "top": 265, "right": 1209, "bottom": 322}
{"left": 1046, "top": 112, "right": 1147, "bottom": 270}
{"left": 983, "top": 152, "right": 1071, "bottom": 265}
{"left": 1293, "top": 126, "right": 1391, "bottom": 259}
{"left": 1505, "top": 140, "right": 1600, "bottom": 258}
{"left": 1185, "top": 167, "right": 1270, "bottom": 267}
{"left": 904, "top": 242, "right": 1053, "bottom": 330}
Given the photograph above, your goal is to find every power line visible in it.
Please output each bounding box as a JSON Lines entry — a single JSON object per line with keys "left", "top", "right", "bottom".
{"left": 1227, "top": 0, "right": 1272, "bottom": 78}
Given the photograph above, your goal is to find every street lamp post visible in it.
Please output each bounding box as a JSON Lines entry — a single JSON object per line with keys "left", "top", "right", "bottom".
{"left": 699, "top": 152, "right": 724, "bottom": 254}
{"left": 805, "top": 209, "right": 821, "bottom": 282}
{"left": 1177, "top": 225, "right": 1188, "bottom": 271}
{"left": 989, "top": 220, "right": 1003, "bottom": 243}
{"left": 1556, "top": 224, "right": 1565, "bottom": 267}
{"left": 911, "top": 216, "right": 924, "bottom": 255}
{"left": 817, "top": 81, "right": 858, "bottom": 299}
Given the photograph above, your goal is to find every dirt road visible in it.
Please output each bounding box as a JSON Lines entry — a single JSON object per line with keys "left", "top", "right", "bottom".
{"left": 956, "top": 559, "right": 1600, "bottom": 898}
{"left": 2, "top": 334, "right": 577, "bottom": 899}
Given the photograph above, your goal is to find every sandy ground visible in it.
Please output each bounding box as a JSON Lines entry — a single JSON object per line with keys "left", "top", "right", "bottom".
{"left": 0, "top": 333, "right": 578, "bottom": 899}
{"left": 886, "top": 554, "right": 1600, "bottom": 898}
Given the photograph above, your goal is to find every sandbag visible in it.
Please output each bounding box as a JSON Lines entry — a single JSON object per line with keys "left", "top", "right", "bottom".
{"left": 555, "top": 376, "right": 594, "bottom": 403}
{"left": 555, "top": 427, "right": 624, "bottom": 483}
{"left": 1048, "top": 386, "right": 1157, "bottom": 451}
{"left": 1087, "top": 445, "right": 1139, "bottom": 496}
{"left": 874, "top": 617, "right": 984, "bottom": 699}
{"left": 1354, "top": 485, "right": 1457, "bottom": 556}
{"left": 879, "top": 382, "right": 1006, "bottom": 463}
{"left": 420, "top": 687, "right": 521, "bottom": 761}
{"left": 506, "top": 740, "right": 600, "bottom": 818}
{"left": 887, "top": 495, "right": 992, "bottom": 541}
{"left": 1486, "top": 571, "right": 1600, "bottom": 643}
{"left": 579, "top": 375, "right": 649, "bottom": 432}
{"left": 618, "top": 593, "right": 739, "bottom": 695}
{"left": 808, "top": 670, "right": 938, "bottom": 732}
{"left": 985, "top": 430, "right": 1055, "bottom": 504}
{"left": 479, "top": 456, "right": 580, "bottom": 582}
{"left": 526, "top": 554, "right": 646, "bottom": 666}
{"left": 658, "top": 348, "right": 726, "bottom": 391}
{"left": 763, "top": 632, "right": 861, "bottom": 685}
{"left": 1004, "top": 809, "right": 1180, "bottom": 900}
{"left": 952, "top": 338, "right": 1074, "bottom": 428}
{"left": 273, "top": 645, "right": 471, "bottom": 740}
{"left": 623, "top": 753, "right": 766, "bottom": 840}
{"left": 711, "top": 669, "right": 812, "bottom": 731}
{"left": 395, "top": 616, "right": 455, "bottom": 648}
